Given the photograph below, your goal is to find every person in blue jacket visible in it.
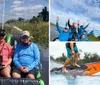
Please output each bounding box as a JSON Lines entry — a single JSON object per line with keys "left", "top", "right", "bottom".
{"left": 55, "top": 17, "right": 70, "bottom": 41}
{"left": 12, "top": 31, "right": 40, "bottom": 79}
{"left": 80, "top": 28, "right": 95, "bottom": 41}
{"left": 68, "top": 18, "right": 79, "bottom": 41}
{"left": 78, "top": 22, "right": 90, "bottom": 37}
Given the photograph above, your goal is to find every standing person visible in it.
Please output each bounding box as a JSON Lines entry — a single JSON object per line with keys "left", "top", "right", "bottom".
{"left": 0, "top": 29, "right": 13, "bottom": 77}
{"left": 12, "top": 31, "right": 40, "bottom": 79}
{"left": 55, "top": 17, "right": 70, "bottom": 41}
{"left": 62, "top": 42, "right": 80, "bottom": 73}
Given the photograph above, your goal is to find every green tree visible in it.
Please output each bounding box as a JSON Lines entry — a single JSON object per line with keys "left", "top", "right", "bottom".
{"left": 38, "top": 7, "right": 49, "bottom": 22}
{"left": 6, "top": 19, "right": 17, "bottom": 23}
{"left": 30, "top": 16, "right": 39, "bottom": 23}
{"left": 18, "top": 17, "right": 25, "bottom": 22}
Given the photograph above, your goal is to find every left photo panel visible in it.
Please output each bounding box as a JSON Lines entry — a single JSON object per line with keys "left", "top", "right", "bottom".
{"left": 0, "top": 0, "right": 49, "bottom": 85}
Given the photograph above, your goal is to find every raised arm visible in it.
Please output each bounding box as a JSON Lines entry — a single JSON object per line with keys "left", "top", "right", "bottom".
{"left": 56, "top": 17, "right": 62, "bottom": 33}
{"left": 77, "top": 20, "right": 80, "bottom": 26}
{"left": 68, "top": 18, "right": 71, "bottom": 28}
{"left": 87, "top": 30, "right": 94, "bottom": 37}
{"left": 83, "top": 23, "right": 90, "bottom": 29}
{"left": 65, "top": 19, "right": 69, "bottom": 26}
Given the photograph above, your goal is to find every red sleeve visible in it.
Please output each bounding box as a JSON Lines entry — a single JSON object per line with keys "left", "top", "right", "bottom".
{"left": 7, "top": 44, "right": 13, "bottom": 57}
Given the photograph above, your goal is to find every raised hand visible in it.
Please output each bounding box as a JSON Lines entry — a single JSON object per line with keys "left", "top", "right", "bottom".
{"left": 56, "top": 16, "right": 59, "bottom": 22}
{"left": 68, "top": 18, "right": 70, "bottom": 21}
{"left": 93, "top": 28, "right": 95, "bottom": 30}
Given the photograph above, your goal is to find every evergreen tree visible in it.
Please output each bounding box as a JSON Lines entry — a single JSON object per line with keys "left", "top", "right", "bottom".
{"left": 38, "top": 7, "right": 49, "bottom": 22}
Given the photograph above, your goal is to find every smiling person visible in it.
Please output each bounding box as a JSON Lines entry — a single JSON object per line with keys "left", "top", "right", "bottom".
{"left": 78, "top": 23, "right": 90, "bottom": 36}
{"left": 54, "top": 16, "right": 70, "bottom": 41}
{"left": 0, "top": 29, "right": 13, "bottom": 77}
{"left": 12, "top": 31, "right": 40, "bottom": 79}
{"left": 80, "top": 28, "right": 95, "bottom": 41}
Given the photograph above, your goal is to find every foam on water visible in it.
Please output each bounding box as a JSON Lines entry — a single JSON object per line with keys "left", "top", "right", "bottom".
{"left": 50, "top": 75, "right": 100, "bottom": 85}
{"left": 50, "top": 61, "right": 100, "bottom": 85}
{"left": 50, "top": 75, "right": 69, "bottom": 85}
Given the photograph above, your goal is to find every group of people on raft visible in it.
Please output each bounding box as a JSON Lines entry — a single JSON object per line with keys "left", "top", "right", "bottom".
{"left": 53, "top": 17, "right": 95, "bottom": 41}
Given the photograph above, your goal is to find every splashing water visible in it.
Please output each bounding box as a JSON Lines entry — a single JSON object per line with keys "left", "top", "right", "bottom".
{"left": 50, "top": 61, "right": 100, "bottom": 85}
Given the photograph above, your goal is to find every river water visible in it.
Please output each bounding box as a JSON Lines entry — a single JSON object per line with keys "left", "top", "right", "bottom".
{"left": 40, "top": 47, "right": 49, "bottom": 85}
{"left": 50, "top": 25, "right": 59, "bottom": 41}
{"left": 50, "top": 61, "right": 100, "bottom": 85}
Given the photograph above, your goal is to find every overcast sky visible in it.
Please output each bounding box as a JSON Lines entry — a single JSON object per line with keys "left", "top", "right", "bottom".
{"left": 0, "top": 0, "right": 48, "bottom": 22}
{"left": 50, "top": 42, "right": 100, "bottom": 59}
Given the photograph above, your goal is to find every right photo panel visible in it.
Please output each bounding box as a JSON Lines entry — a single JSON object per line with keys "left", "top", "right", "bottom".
{"left": 50, "top": 0, "right": 100, "bottom": 42}
{"left": 50, "top": 0, "right": 100, "bottom": 85}
{"left": 50, "top": 42, "right": 100, "bottom": 85}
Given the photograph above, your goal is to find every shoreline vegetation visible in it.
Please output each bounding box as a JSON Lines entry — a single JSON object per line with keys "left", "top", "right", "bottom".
{"left": 1, "top": 7, "right": 49, "bottom": 48}
{"left": 50, "top": 22, "right": 100, "bottom": 41}
{"left": 50, "top": 22, "right": 63, "bottom": 28}
{"left": 7, "top": 21, "right": 48, "bottom": 48}
{"left": 50, "top": 52, "right": 100, "bottom": 65}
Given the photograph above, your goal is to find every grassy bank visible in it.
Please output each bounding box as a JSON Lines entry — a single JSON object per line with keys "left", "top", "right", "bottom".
{"left": 88, "top": 35, "right": 100, "bottom": 41}
{"left": 3, "top": 21, "right": 49, "bottom": 48}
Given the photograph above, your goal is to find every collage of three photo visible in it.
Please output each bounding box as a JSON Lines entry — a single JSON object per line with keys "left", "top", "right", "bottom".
{"left": 0, "top": 0, "right": 100, "bottom": 85}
